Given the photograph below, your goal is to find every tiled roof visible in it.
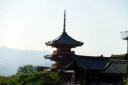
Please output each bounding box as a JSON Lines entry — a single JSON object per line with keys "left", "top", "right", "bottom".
{"left": 65, "top": 56, "right": 128, "bottom": 74}
{"left": 45, "top": 32, "right": 83, "bottom": 47}
{"left": 111, "top": 54, "right": 127, "bottom": 60}
{"left": 104, "top": 59, "right": 127, "bottom": 74}
{"left": 65, "top": 56, "right": 111, "bottom": 70}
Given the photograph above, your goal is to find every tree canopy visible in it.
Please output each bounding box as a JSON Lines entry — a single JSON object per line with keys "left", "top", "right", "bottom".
{"left": 16, "top": 65, "right": 37, "bottom": 75}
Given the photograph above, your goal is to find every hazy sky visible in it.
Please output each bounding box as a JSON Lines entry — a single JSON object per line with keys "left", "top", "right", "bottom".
{"left": 0, "top": 0, "right": 128, "bottom": 56}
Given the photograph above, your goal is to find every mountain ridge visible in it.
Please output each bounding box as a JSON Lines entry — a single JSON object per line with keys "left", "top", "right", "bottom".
{"left": 0, "top": 47, "right": 53, "bottom": 76}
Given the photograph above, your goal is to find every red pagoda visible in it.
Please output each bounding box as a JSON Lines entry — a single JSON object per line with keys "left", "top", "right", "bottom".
{"left": 45, "top": 10, "right": 83, "bottom": 69}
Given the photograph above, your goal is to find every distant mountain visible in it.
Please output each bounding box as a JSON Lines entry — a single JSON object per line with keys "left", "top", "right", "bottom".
{"left": 0, "top": 47, "right": 54, "bottom": 76}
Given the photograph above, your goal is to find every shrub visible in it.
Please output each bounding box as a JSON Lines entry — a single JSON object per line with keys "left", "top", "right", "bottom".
{"left": 0, "top": 76, "right": 8, "bottom": 85}
{"left": 0, "top": 81, "right": 7, "bottom": 85}
{"left": 7, "top": 76, "right": 18, "bottom": 85}
{"left": 17, "top": 71, "right": 60, "bottom": 85}
{"left": 0, "top": 71, "right": 60, "bottom": 85}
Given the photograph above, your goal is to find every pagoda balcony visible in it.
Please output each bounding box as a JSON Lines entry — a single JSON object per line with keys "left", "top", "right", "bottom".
{"left": 53, "top": 50, "right": 75, "bottom": 55}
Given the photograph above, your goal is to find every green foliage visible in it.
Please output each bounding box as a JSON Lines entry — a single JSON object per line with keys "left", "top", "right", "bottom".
{"left": 0, "top": 71, "right": 60, "bottom": 85}
{"left": 0, "top": 75, "right": 18, "bottom": 85}
{"left": 0, "top": 64, "right": 60, "bottom": 85}
{"left": 17, "top": 71, "right": 60, "bottom": 85}
{"left": 49, "top": 72, "right": 60, "bottom": 83}
{"left": 36, "top": 66, "right": 43, "bottom": 71}
{"left": 7, "top": 76, "right": 18, "bottom": 85}
{"left": 16, "top": 65, "right": 37, "bottom": 75}
{"left": 26, "top": 81, "right": 43, "bottom": 85}
{"left": 0, "top": 76, "right": 8, "bottom": 85}
{"left": 0, "top": 81, "right": 7, "bottom": 85}
{"left": 125, "top": 78, "right": 128, "bottom": 85}
{"left": 0, "top": 76, "right": 7, "bottom": 81}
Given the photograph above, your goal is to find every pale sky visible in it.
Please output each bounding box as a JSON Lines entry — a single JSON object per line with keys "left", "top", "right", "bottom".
{"left": 0, "top": 0, "right": 128, "bottom": 56}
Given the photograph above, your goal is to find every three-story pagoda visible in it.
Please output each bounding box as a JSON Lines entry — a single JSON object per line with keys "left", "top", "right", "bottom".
{"left": 45, "top": 10, "right": 83, "bottom": 69}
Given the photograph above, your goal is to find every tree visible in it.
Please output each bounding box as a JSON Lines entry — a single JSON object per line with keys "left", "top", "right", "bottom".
{"left": 16, "top": 65, "right": 37, "bottom": 75}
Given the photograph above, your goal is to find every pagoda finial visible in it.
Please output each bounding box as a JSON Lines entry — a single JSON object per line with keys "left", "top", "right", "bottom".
{"left": 63, "top": 10, "right": 66, "bottom": 32}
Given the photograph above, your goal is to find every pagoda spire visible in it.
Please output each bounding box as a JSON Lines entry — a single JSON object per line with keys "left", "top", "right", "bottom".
{"left": 63, "top": 10, "right": 66, "bottom": 32}
{"left": 46, "top": 10, "right": 84, "bottom": 48}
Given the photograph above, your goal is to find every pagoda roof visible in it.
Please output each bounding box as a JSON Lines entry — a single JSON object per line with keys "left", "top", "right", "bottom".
{"left": 45, "top": 54, "right": 107, "bottom": 59}
{"left": 45, "top": 10, "right": 83, "bottom": 48}
{"left": 46, "top": 32, "right": 83, "bottom": 47}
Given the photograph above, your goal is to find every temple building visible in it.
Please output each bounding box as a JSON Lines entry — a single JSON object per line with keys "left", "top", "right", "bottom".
{"left": 44, "top": 10, "right": 128, "bottom": 85}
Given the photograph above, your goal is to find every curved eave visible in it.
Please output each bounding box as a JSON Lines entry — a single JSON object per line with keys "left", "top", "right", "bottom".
{"left": 45, "top": 32, "right": 84, "bottom": 47}
{"left": 45, "top": 43, "right": 83, "bottom": 48}
{"left": 44, "top": 54, "right": 74, "bottom": 61}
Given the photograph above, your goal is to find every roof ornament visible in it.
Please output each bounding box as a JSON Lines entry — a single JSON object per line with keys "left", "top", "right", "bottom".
{"left": 63, "top": 10, "right": 66, "bottom": 33}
